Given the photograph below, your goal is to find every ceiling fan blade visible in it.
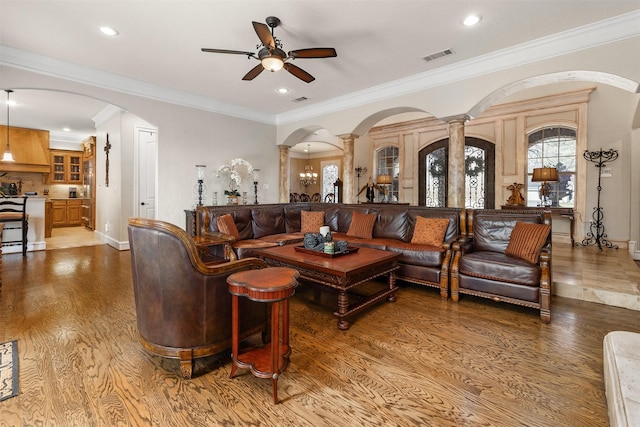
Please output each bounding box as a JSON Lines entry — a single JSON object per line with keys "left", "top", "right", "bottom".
{"left": 288, "top": 48, "right": 337, "bottom": 59}
{"left": 283, "top": 63, "right": 315, "bottom": 83}
{"left": 201, "top": 48, "right": 256, "bottom": 57}
{"left": 242, "top": 64, "right": 265, "bottom": 81}
{"left": 252, "top": 21, "right": 275, "bottom": 49}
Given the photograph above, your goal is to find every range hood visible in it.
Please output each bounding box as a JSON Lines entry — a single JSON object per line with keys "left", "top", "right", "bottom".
{"left": 0, "top": 126, "right": 51, "bottom": 174}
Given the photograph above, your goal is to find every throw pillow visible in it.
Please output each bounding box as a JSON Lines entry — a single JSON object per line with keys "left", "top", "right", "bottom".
{"left": 411, "top": 216, "right": 450, "bottom": 247}
{"left": 216, "top": 214, "right": 240, "bottom": 240}
{"left": 505, "top": 221, "right": 551, "bottom": 264}
{"left": 300, "top": 210, "right": 325, "bottom": 234}
{"left": 346, "top": 211, "right": 377, "bottom": 239}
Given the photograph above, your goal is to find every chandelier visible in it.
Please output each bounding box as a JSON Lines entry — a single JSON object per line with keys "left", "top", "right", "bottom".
{"left": 299, "top": 144, "right": 318, "bottom": 187}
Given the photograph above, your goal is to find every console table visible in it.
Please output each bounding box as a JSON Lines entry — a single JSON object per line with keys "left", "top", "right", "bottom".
{"left": 501, "top": 205, "right": 575, "bottom": 246}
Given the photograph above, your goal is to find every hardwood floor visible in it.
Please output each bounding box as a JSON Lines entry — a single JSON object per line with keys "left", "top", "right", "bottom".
{"left": 1, "top": 245, "right": 639, "bottom": 426}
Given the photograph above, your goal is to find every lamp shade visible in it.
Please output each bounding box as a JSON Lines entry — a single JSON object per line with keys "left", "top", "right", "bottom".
{"left": 377, "top": 174, "right": 392, "bottom": 185}
{"left": 531, "top": 167, "right": 558, "bottom": 182}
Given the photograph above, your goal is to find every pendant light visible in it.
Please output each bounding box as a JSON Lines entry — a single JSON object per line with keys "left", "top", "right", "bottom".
{"left": 2, "top": 90, "right": 15, "bottom": 162}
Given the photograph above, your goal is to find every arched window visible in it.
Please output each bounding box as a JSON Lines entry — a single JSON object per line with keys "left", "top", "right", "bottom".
{"left": 527, "top": 127, "right": 576, "bottom": 208}
{"left": 376, "top": 146, "right": 399, "bottom": 202}
{"left": 322, "top": 163, "right": 339, "bottom": 201}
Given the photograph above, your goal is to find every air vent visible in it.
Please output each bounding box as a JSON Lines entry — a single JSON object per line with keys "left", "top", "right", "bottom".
{"left": 423, "top": 48, "right": 454, "bottom": 62}
{"left": 292, "top": 96, "right": 308, "bottom": 103}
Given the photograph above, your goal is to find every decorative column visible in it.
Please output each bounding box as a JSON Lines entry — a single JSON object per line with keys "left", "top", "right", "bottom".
{"left": 278, "top": 145, "right": 290, "bottom": 203}
{"left": 339, "top": 134, "right": 356, "bottom": 204}
{"left": 445, "top": 115, "right": 469, "bottom": 208}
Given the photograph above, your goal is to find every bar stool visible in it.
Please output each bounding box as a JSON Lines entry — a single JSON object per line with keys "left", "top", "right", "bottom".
{"left": 0, "top": 196, "right": 28, "bottom": 257}
{"left": 227, "top": 266, "right": 299, "bottom": 404}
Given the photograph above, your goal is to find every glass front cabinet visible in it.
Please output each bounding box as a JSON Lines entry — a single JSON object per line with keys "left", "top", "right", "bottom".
{"left": 50, "top": 150, "right": 83, "bottom": 184}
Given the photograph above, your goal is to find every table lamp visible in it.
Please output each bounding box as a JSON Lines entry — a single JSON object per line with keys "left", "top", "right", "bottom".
{"left": 531, "top": 167, "right": 558, "bottom": 207}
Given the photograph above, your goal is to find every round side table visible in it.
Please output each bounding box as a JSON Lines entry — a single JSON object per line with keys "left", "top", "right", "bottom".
{"left": 227, "top": 266, "right": 299, "bottom": 404}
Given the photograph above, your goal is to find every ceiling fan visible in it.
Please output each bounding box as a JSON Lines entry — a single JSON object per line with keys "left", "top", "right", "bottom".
{"left": 201, "top": 16, "right": 337, "bottom": 83}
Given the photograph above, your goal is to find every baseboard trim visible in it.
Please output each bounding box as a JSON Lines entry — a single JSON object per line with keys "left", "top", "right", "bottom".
{"left": 94, "top": 231, "right": 130, "bottom": 251}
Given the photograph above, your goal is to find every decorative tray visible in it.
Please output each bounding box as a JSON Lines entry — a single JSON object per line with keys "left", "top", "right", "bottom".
{"left": 294, "top": 245, "right": 359, "bottom": 258}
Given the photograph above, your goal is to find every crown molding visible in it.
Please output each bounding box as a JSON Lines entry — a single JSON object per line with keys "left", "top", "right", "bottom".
{"left": 276, "top": 10, "right": 640, "bottom": 125}
{"left": 0, "top": 45, "right": 276, "bottom": 125}
{"left": 1, "top": 10, "right": 638, "bottom": 127}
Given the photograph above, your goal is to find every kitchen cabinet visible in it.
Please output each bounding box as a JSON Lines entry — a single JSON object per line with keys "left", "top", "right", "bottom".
{"left": 51, "top": 199, "right": 83, "bottom": 227}
{"left": 50, "top": 150, "right": 83, "bottom": 184}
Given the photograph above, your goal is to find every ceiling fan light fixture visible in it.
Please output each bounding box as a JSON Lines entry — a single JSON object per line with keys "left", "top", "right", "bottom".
{"left": 259, "top": 48, "right": 285, "bottom": 72}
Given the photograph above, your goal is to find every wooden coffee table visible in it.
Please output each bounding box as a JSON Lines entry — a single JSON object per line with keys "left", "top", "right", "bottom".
{"left": 256, "top": 245, "right": 400, "bottom": 330}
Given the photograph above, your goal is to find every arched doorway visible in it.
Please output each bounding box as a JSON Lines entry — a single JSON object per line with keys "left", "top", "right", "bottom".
{"left": 418, "top": 137, "right": 495, "bottom": 208}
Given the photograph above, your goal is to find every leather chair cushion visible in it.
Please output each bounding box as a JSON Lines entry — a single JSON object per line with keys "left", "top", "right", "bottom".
{"left": 373, "top": 209, "right": 410, "bottom": 241}
{"left": 216, "top": 214, "right": 240, "bottom": 240}
{"left": 233, "top": 240, "right": 279, "bottom": 259}
{"left": 459, "top": 251, "right": 541, "bottom": 287}
{"left": 473, "top": 214, "right": 544, "bottom": 253}
{"left": 505, "top": 221, "right": 551, "bottom": 264}
{"left": 300, "top": 210, "right": 325, "bottom": 234}
{"left": 251, "top": 207, "right": 285, "bottom": 239}
{"left": 347, "top": 211, "right": 377, "bottom": 239}
{"left": 284, "top": 206, "right": 309, "bottom": 233}
{"left": 386, "top": 241, "right": 444, "bottom": 267}
{"left": 411, "top": 216, "right": 449, "bottom": 246}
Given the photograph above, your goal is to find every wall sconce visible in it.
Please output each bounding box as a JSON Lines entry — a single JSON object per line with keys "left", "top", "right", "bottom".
{"left": 531, "top": 167, "right": 558, "bottom": 207}
{"left": 196, "top": 164, "right": 206, "bottom": 206}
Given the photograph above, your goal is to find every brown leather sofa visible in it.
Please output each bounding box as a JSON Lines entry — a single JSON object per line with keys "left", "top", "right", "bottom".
{"left": 128, "top": 218, "right": 269, "bottom": 378}
{"left": 450, "top": 209, "right": 553, "bottom": 322}
{"left": 196, "top": 203, "right": 464, "bottom": 299}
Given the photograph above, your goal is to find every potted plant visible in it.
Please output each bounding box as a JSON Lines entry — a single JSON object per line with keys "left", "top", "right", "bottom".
{"left": 224, "top": 189, "right": 241, "bottom": 205}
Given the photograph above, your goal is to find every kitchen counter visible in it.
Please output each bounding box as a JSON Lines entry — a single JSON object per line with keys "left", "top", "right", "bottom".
{"left": 2, "top": 196, "right": 46, "bottom": 253}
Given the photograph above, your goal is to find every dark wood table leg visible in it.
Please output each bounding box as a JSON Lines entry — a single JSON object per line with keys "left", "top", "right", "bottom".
{"left": 336, "top": 290, "right": 350, "bottom": 330}
{"left": 387, "top": 271, "right": 397, "bottom": 302}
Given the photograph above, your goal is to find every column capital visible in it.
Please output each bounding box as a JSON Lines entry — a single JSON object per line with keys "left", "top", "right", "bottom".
{"left": 440, "top": 114, "right": 470, "bottom": 125}
{"left": 338, "top": 133, "right": 358, "bottom": 143}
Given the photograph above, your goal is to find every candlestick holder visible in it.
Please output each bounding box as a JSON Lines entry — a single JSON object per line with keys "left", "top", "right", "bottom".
{"left": 196, "top": 164, "right": 206, "bottom": 206}
{"left": 578, "top": 148, "right": 618, "bottom": 250}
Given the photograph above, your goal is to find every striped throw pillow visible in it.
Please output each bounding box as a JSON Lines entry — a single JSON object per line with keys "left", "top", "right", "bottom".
{"left": 216, "top": 214, "right": 240, "bottom": 240}
{"left": 346, "top": 211, "right": 377, "bottom": 239}
{"left": 505, "top": 221, "right": 551, "bottom": 264}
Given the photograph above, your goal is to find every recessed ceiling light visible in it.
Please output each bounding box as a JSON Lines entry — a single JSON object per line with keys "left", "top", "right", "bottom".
{"left": 463, "top": 15, "right": 481, "bottom": 26}
{"left": 63, "top": 127, "right": 71, "bottom": 132}
{"left": 99, "top": 26, "right": 119, "bottom": 36}
{"left": 278, "top": 88, "right": 289, "bottom": 94}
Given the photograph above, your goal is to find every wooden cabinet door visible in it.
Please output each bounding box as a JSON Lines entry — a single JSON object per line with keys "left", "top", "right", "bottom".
{"left": 67, "top": 200, "right": 82, "bottom": 225}
{"left": 51, "top": 153, "right": 66, "bottom": 183}
{"left": 50, "top": 151, "right": 84, "bottom": 184}
{"left": 68, "top": 155, "right": 82, "bottom": 183}
{"left": 52, "top": 201, "right": 67, "bottom": 226}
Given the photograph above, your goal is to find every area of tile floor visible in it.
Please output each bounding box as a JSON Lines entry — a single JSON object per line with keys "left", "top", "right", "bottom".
{"left": 44, "top": 226, "right": 640, "bottom": 311}
{"left": 553, "top": 241, "right": 640, "bottom": 311}
{"left": 46, "top": 226, "right": 105, "bottom": 250}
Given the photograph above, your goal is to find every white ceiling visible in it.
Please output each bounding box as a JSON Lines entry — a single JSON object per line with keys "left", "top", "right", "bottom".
{"left": 1, "top": 0, "right": 639, "bottom": 152}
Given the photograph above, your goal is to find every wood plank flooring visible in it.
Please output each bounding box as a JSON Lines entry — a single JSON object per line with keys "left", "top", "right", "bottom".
{"left": 1, "top": 245, "right": 639, "bottom": 426}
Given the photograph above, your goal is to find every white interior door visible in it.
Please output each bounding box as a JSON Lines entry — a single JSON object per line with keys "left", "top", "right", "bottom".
{"left": 136, "top": 127, "right": 157, "bottom": 219}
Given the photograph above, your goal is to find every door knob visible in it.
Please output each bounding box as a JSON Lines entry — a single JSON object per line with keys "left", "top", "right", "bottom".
{"left": 140, "top": 202, "right": 146, "bottom": 205}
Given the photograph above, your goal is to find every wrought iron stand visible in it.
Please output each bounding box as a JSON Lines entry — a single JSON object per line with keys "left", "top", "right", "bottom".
{"left": 579, "top": 148, "right": 618, "bottom": 250}
{"left": 355, "top": 166, "right": 367, "bottom": 203}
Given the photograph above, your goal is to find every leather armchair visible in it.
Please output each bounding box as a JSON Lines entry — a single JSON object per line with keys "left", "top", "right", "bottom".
{"left": 128, "top": 218, "right": 268, "bottom": 378}
{"left": 450, "top": 209, "right": 552, "bottom": 323}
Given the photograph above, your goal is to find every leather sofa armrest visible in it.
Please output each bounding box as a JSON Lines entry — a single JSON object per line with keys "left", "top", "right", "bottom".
{"left": 452, "top": 236, "right": 474, "bottom": 255}
{"left": 202, "top": 230, "right": 237, "bottom": 243}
